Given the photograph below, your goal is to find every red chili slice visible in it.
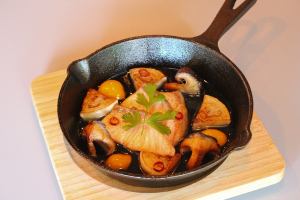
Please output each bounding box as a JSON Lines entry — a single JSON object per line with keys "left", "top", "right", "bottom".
{"left": 138, "top": 69, "right": 150, "bottom": 77}
{"left": 153, "top": 161, "right": 164, "bottom": 172}
{"left": 175, "top": 112, "right": 183, "bottom": 120}
{"left": 109, "top": 117, "right": 119, "bottom": 125}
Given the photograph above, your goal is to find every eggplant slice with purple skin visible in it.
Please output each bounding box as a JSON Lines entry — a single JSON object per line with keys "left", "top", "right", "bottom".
{"left": 82, "top": 121, "right": 116, "bottom": 157}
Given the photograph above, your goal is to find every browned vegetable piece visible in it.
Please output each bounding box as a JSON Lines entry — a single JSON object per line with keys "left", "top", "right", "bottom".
{"left": 180, "top": 133, "right": 220, "bottom": 170}
{"left": 163, "top": 67, "right": 201, "bottom": 95}
{"left": 105, "top": 153, "right": 132, "bottom": 170}
{"left": 80, "top": 89, "right": 118, "bottom": 121}
{"left": 83, "top": 121, "right": 116, "bottom": 157}
{"left": 192, "top": 95, "right": 231, "bottom": 130}
{"left": 139, "top": 152, "right": 181, "bottom": 176}
{"left": 129, "top": 68, "right": 167, "bottom": 90}
{"left": 202, "top": 129, "right": 228, "bottom": 147}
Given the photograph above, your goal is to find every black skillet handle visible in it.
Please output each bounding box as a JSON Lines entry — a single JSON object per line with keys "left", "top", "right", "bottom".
{"left": 192, "top": 0, "right": 257, "bottom": 51}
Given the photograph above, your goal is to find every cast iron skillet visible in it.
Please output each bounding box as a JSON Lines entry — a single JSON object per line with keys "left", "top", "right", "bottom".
{"left": 58, "top": 0, "right": 256, "bottom": 187}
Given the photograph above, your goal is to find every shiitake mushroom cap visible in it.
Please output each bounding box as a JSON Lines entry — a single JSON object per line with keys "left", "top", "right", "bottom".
{"left": 180, "top": 132, "right": 220, "bottom": 170}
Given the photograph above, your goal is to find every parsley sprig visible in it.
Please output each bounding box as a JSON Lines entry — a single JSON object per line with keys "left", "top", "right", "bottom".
{"left": 122, "top": 111, "right": 142, "bottom": 131}
{"left": 136, "top": 84, "right": 166, "bottom": 109}
{"left": 122, "top": 84, "right": 176, "bottom": 135}
{"left": 146, "top": 110, "right": 177, "bottom": 134}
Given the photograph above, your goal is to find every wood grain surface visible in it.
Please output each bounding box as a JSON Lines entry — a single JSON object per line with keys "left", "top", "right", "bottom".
{"left": 30, "top": 70, "right": 285, "bottom": 200}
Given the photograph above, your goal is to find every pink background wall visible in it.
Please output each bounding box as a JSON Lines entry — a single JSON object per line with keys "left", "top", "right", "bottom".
{"left": 0, "top": 0, "right": 299, "bottom": 199}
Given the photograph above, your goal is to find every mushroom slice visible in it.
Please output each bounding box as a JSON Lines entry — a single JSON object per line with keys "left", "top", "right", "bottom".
{"left": 80, "top": 89, "right": 118, "bottom": 121}
{"left": 192, "top": 95, "right": 231, "bottom": 130}
{"left": 139, "top": 152, "right": 181, "bottom": 176}
{"left": 180, "top": 133, "right": 220, "bottom": 170}
{"left": 163, "top": 67, "right": 201, "bottom": 95}
{"left": 129, "top": 68, "right": 167, "bottom": 90}
{"left": 83, "top": 121, "right": 116, "bottom": 157}
{"left": 202, "top": 129, "right": 228, "bottom": 147}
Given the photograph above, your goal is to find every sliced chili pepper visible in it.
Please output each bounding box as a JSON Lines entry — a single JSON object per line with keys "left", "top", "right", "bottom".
{"left": 109, "top": 117, "right": 119, "bottom": 125}
{"left": 175, "top": 112, "right": 183, "bottom": 120}
{"left": 153, "top": 161, "right": 164, "bottom": 172}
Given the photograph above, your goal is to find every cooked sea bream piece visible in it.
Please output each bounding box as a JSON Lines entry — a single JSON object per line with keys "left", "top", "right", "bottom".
{"left": 121, "top": 89, "right": 188, "bottom": 146}
{"left": 121, "top": 87, "right": 171, "bottom": 114}
{"left": 102, "top": 105, "right": 176, "bottom": 156}
{"left": 121, "top": 88, "right": 151, "bottom": 112}
{"left": 161, "top": 91, "right": 188, "bottom": 146}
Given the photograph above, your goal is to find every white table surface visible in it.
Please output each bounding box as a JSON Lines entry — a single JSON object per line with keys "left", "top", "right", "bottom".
{"left": 1, "top": 0, "right": 299, "bottom": 199}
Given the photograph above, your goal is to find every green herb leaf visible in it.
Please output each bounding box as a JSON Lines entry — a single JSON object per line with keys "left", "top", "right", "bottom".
{"left": 122, "top": 84, "right": 176, "bottom": 135}
{"left": 136, "top": 84, "right": 165, "bottom": 110}
{"left": 153, "top": 93, "right": 165, "bottom": 103}
{"left": 136, "top": 93, "right": 150, "bottom": 109}
{"left": 143, "top": 84, "right": 156, "bottom": 104}
{"left": 147, "top": 110, "right": 177, "bottom": 122}
{"left": 146, "top": 110, "right": 177, "bottom": 135}
{"left": 146, "top": 120, "right": 171, "bottom": 135}
{"left": 122, "top": 111, "right": 142, "bottom": 130}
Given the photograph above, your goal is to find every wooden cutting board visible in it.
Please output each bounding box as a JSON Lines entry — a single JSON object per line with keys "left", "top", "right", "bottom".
{"left": 30, "top": 70, "right": 285, "bottom": 200}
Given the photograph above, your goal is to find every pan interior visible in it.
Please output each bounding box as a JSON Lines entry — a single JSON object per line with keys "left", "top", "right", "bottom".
{"left": 58, "top": 36, "right": 252, "bottom": 179}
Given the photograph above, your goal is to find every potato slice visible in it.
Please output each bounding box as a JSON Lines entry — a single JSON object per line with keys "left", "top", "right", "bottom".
{"left": 80, "top": 89, "right": 117, "bottom": 121}
{"left": 129, "top": 68, "right": 167, "bottom": 90}
{"left": 192, "top": 95, "right": 231, "bottom": 130}
{"left": 139, "top": 152, "right": 181, "bottom": 176}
